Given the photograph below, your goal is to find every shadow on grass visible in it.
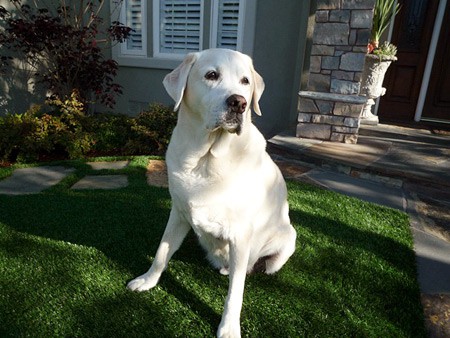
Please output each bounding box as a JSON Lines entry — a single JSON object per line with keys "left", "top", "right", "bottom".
{"left": 0, "top": 178, "right": 427, "bottom": 337}
{"left": 0, "top": 227, "right": 218, "bottom": 337}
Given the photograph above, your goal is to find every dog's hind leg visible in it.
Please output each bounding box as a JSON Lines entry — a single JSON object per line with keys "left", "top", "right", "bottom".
{"left": 265, "top": 225, "right": 296, "bottom": 275}
{"left": 127, "top": 208, "right": 190, "bottom": 292}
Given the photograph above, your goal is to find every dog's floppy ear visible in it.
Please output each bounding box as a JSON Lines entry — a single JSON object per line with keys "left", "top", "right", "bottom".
{"left": 163, "top": 52, "right": 198, "bottom": 111}
{"left": 251, "top": 68, "right": 265, "bottom": 116}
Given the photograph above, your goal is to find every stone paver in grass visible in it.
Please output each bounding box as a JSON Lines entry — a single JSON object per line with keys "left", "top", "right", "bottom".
{"left": 71, "top": 175, "right": 128, "bottom": 190}
{"left": 87, "top": 161, "right": 130, "bottom": 170}
{"left": 0, "top": 166, "right": 75, "bottom": 195}
{"left": 146, "top": 160, "right": 168, "bottom": 188}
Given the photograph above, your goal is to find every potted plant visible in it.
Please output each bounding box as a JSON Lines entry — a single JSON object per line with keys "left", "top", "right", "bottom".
{"left": 368, "top": 0, "right": 401, "bottom": 53}
{"left": 360, "top": 0, "right": 400, "bottom": 125}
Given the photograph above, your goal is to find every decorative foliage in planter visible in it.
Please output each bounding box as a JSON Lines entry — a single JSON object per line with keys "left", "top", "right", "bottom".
{"left": 360, "top": 0, "right": 400, "bottom": 125}
{"left": 368, "top": 0, "right": 400, "bottom": 53}
{"left": 360, "top": 49, "right": 397, "bottom": 124}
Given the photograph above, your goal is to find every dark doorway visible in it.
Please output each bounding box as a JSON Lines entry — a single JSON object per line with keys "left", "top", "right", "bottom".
{"left": 422, "top": 0, "right": 450, "bottom": 122}
{"left": 378, "top": 0, "right": 439, "bottom": 122}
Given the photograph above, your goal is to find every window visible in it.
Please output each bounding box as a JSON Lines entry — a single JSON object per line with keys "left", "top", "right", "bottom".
{"left": 154, "top": 0, "right": 203, "bottom": 59}
{"left": 211, "top": 0, "right": 243, "bottom": 50}
{"left": 120, "top": 0, "right": 147, "bottom": 56}
{"left": 113, "top": 0, "right": 255, "bottom": 67}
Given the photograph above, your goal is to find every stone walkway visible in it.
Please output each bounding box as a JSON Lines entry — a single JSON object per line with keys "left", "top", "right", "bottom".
{"left": 146, "top": 160, "right": 168, "bottom": 188}
{"left": 0, "top": 160, "right": 168, "bottom": 195}
{"left": 0, "top": 166, "right": 75, "bottom": 195}
{"left": 71, "top": 175, "right": 128, "bottom": 190}
{"left": 71, "top": 161, "right": 130, "bottom": 190}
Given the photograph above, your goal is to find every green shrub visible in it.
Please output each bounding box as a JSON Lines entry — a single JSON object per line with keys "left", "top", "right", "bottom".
{"left": 0, "top": 102, "right": 177, "bottom": 163}
{"left": 125, "top": 103, "right": 177, "bottom": 155}
{"left": 88, "top": 113, "right": 134, "bottom": 155}
{"left": 45, "top": 93, "right": 95, "bottom": 159}
{"left": 0, "top": 93, "right": 95, "bottom": 163}
{"left": 0, "top": 109, "right": 94, "bottom": 163}
{"left": 0, "top": 108, "right": 41, "bottom": 163}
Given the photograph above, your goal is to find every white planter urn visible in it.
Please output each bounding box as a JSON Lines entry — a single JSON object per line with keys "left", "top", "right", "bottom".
{"left": 360, "top": 54, "right": 397, "bottom": 125}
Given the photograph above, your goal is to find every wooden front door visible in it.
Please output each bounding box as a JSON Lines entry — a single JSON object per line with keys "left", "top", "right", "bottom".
{"left": 378, "top": 0, "right": 439, "bottom": 122}
{"left": 422, "top": 0, "right": 450, "bottom": 122}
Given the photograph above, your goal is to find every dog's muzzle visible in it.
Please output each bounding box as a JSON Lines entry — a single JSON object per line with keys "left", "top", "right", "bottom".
{"left": 223, "top": 94, "right": 247, "bottom": 135}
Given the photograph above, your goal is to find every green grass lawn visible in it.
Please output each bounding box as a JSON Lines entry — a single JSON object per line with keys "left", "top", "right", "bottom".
{"left": 0, "top": 157, "right": 426, "bottom": 337}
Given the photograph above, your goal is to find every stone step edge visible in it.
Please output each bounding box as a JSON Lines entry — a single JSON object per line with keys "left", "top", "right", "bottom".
{"left": 267, "top": 142, "right": 449, "bottom": 190}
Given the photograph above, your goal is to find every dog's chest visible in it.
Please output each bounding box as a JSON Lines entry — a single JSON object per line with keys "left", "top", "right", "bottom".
{"left": 169, "top": 163, "right": 256, "bottom": 239}
{"left": 166, "top": 128, "right": 270, "bottom": 237}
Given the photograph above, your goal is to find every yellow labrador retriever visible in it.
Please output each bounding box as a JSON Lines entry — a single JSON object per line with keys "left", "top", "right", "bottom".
{"left": 127, "top": 49, "right": 296, "bottom": 338}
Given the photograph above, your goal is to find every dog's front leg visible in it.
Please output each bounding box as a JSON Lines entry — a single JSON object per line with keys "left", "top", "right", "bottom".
{"left": 217, "top": 238, "right": 250, "bottom": 338}
{"left": 127, "top": 208, "right": 190, "bottom": 292}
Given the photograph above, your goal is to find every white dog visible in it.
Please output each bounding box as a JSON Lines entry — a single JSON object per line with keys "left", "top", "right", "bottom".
{"left": 127, "top": 49, "right": 296, "bottom": 338}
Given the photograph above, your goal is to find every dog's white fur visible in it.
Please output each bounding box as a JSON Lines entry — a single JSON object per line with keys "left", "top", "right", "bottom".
{"left": 127, "top": 49, "right": 296, "bottom": 338}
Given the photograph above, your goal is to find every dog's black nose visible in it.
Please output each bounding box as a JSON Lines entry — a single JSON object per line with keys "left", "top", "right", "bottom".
{"left": 226, "top": 95, "right": 247, "bottom": 114}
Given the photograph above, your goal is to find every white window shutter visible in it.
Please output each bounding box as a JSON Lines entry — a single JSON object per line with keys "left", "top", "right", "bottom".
{"left": 216, "top": 0, "right": 240, "bottom": 50}
{"left": 159, "top": 0, "right": 202, "bottom": 55}
{"left": 122, "top": 0, "right": 146, "bottom": 55}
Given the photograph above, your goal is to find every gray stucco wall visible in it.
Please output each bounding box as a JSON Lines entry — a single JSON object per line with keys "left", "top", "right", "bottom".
{"left": 251, "top": 1, "right": 313, "bottom": 137}
{"left": 0, "top": 1, "right": 45, "bottom": 116}
{"left": 113, "top": 67, "right": 172, "bottom": 115}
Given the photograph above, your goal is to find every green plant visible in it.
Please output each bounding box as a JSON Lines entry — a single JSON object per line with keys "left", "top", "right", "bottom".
{"left": 0, "top": 93, "right": 95, "bottom": 163}
{"left": 0, "top": 108, "right": 41, "bottom": 163}
{"left": 44, "top": 91, "right": 95, "bottom": 159}
{"left": 88, "top": 113, "right": 135, "bottom": 155}
{"left": 369, "top": 0, "right": 400, "bottom": 52}
{"left": 87, "top": 104, "right": 177, "bottom": 157}
{"left": 0, "top": 0, "right": 132, "bottom": 108}
{"left": 125, "top": 103, "right": 177, "bottom": 155}
{"left": 0, "top": 102, "right": 177, "bottom": 163}
{"left": 372, "top": 41, "right": 398, "bottom": 60}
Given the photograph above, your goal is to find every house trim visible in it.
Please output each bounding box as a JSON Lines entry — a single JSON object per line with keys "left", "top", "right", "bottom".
{"left": 414, "top": 0, "right": 448, "bottom": 122}
{"left": 210, "top": 1, "right": 245, "bottom": 51}
{"left": 236, "top": 0, "right": 256, "bottom": 56}
{"left": 119, "top": 0, "right": 147, "bottom": 57}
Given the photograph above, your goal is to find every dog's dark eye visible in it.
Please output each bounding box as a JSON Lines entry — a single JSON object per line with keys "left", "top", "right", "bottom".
{"left": 205, "top": 71, "right": 219, "bottom": 81}
{"left": 241, "top": 77, "right": 250, "bottom": 85}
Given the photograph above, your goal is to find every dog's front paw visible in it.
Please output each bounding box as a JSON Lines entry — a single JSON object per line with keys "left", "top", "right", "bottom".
{"left": 127, "top": 273, "right": 159, "bottom": 292}
{"left": 217, "top": 320, "right": 241, "bottom": 338}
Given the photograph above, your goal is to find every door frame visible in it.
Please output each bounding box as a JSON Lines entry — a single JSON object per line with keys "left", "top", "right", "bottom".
{"left": 374, "top": 0, "right": 448, "bottom": 123}
{"left": 414, "top": 0, "right": 448, "bottom": 122}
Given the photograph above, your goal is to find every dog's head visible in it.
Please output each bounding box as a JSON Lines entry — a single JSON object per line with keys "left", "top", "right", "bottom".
{"left": 163, "top": 49, "right": 265, "bottom": 135}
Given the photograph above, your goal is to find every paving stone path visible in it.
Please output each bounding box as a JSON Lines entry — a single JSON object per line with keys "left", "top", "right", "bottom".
{"left": 146, "top": 160, "right": 168, "bottom": 187}
{"left": 0, "top": 160, "right": 169, "bottom": 195}
{"left": 87, "top": 161, "right": 130, "bottom": 170}
{"left": 70, "top": 161, "right": 130, "bottom": 190}
{"left": 0, "top": 166, "right": 75, "bottom": 195}
{"left": 71, "top": 175, "right": 128, "bottom": 190}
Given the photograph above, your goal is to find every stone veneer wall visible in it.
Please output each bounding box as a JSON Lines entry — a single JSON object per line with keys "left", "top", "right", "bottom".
{"left": 298, "top": 91, "right": 367, "bottom": 143}
{"left": 297, "top": 0, "right": 375, "bottom": 144}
